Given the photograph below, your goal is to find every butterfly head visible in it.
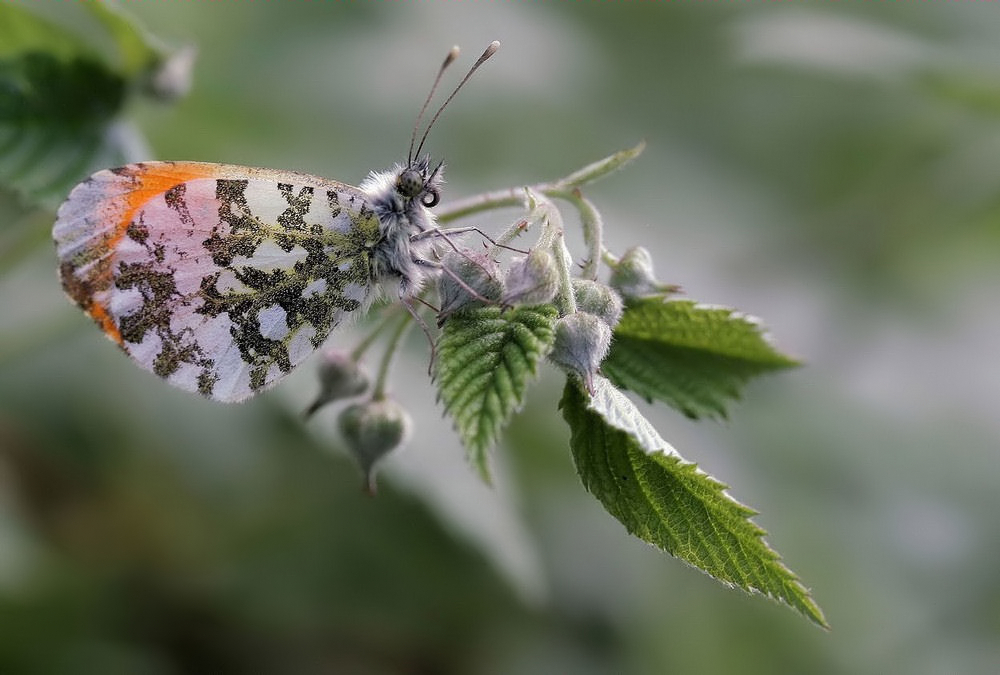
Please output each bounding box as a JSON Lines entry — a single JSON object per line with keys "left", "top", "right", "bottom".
{"left": 393, "top": 41, "right": 497, "bottom": 213}
{"left": 396, "top": 156, "right": 444, "bottom": 208}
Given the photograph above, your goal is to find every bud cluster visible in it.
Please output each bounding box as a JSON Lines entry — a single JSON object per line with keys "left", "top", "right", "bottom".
{"left": 437, "top": 249, "right": 505, "bottom": 322}
{"left": 436, "top": 245, "right": 560, "bottom": 323}
{"left": 304, "top": 349, "right": 412, "bottom": 494}
{"left": 548, "top": 279, "right": 624, "bottom": 393}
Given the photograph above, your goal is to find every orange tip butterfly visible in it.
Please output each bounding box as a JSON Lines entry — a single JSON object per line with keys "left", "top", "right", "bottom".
{"left": 53, "top": 41, "right": 499, "bottom": 403}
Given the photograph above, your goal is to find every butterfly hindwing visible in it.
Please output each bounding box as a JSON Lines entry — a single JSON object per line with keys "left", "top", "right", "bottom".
{"left": 54, "top": 161, "right": 383, "bottom": 402}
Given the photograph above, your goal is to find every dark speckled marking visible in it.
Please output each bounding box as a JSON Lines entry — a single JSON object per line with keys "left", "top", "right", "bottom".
{"left": 277, "top": 184, "right": 313, "bottom": 232}
{"left": 86, "top": 169, "right": 418, "bottom": 399}
{"left": 165, "top": 184, "right": 196, "bottom": 228}
{"left": 197, "top": 369, "right": 219, "bottom": 396}
{"left": 114, "top": 258, "right": 214, "bottom": 380}
{"left": 115, "top": 260, "right": 178, "bottom": 344}
{"left": 203, "top": 179, "right": 262, "bottom": 267}
{"left": 176, "top": 179, "right": 383, "bottom": 393}
{"left": 126, "top": 219, "right": 149, "bottom": 244}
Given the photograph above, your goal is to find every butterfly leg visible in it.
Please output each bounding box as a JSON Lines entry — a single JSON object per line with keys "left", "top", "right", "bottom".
{"left": 411, "top": 225, "right": 529, "bottom": 255}
{"left": 397, "top": 273, "right": 439, "bottom": 375}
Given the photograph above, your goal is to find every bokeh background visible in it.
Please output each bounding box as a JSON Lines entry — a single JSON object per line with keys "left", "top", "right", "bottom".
{"left": 3, "top": 2, "right": 1000, "bottom": 673}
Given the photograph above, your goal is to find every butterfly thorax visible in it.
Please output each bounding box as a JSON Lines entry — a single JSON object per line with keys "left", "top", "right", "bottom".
{"left": 359, "top": 156, "right": 443, "bottom": 295}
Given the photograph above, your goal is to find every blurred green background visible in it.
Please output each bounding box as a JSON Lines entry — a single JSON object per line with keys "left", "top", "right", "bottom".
{"left": 2, "top": 2, "right": 1000, "bottom": 673}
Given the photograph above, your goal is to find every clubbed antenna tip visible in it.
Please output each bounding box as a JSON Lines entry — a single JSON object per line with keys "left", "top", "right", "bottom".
{"left": 411, "top": 40, "right": 501, "bottom": 162}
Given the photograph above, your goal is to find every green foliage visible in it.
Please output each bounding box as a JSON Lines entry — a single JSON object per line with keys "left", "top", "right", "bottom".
{"left": 3, "top": 3, "right": 823, "bottom": 629}
{"left": 435, "top": 304, "right": 558, "bottom": 480}
{"left": 432, "top": 146, "right": 817, "bottom": 624}
{"left": 6, "top": 3, "right": 1000, "bottom": 670}
{"left": 604, "top": 298, "right": 800, "bottom": 419}
{"left": 561, "top": 376, "right": 828, "bottom": 628}
{"left": 0, "top": 3, "right": 164, "bottom": 207}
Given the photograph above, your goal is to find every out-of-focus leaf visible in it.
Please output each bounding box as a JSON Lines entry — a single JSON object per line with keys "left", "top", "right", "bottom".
{"left": 918, "top": 70, "right": 1000, "bottom": 119}
{"left": 85, "top": 1, "right": 164, "bottom": 77}
{"left": 0, "top": 3, "right": 166, "bottom": 209}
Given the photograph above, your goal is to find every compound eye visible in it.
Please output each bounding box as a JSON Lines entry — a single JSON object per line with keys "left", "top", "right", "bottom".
{"left": 397, "top": 169, "right": 424, "bottom": 198}
{"left": 421, "top": 188, "right": 440, "bottom": 208}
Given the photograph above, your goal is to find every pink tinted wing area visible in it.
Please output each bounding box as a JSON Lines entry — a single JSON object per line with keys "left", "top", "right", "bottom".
{"left": 53, "top": 161, "right": 377, "bottom": 402}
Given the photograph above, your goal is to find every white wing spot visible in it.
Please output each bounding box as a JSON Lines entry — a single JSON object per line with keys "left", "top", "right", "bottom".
{"left": 126, "top": 331, "right": 164, "bottom": 371}
{"left": 343, "top": 281, "right": 370, "bottom": 305}
{"left": 109, "top": 286, "right": 144, "bottom": 319}
{"left": 214, "top": 268, "right": 246, "bottom": 294}
{"left": 258, "top": 304, "right": 289, "bottom": 341}
{"left": 234, "top": 239, "right": 307, "bottom": 271}
{"left": 303, "top": 278, "right": 327, "bottom": 296}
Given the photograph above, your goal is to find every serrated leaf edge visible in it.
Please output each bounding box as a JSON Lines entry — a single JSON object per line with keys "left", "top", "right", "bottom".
{"left": 435, "top": 306, "right": 557, "bottom": 479}
{"left": 563, "top": 378, "right": 829, "bottom": 628}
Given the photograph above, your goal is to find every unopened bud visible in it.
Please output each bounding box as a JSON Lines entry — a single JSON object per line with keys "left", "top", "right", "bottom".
{"left": 338, "top": 397, "right": 412, "bottom": 495}
{"left": 572, "top": 279, "right": 623, "bottom": 329}
{"left": 548, "top": 312, "right": 612, "bottom": 394}
{"left": 609, "top": 246, "right": 678, "bottom": 299}
{"left": 502, "top": 249, "right": 558, "bottom": 307}
{"left": 304, "top": 350, "right": 369, "bottom": 417}
{"left": 437, "top": 249, "right": 504, "bottom": 323}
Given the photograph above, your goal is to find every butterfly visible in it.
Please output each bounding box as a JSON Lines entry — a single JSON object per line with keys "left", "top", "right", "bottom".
{"left": 52, "top": 42, "right": 499, "bottom": 403}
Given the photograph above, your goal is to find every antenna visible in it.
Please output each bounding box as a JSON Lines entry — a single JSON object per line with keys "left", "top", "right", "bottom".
{"left": 408, "top": 45, "right": 460, "bottom": 165}
{"left": 412, "top": 40, "right": 500, "bottom": 162}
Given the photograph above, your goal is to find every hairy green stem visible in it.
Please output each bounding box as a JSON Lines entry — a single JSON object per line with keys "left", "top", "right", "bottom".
{"left": 372, "top": 310, "right": 413, "bottom": 400}
{"left": 436, "top": 142, "right": 644, "bottom": 226}
{"left": 547, "top": 188, "right": 603, "bottom": 280}
{"left": 525, "top": 189, "right": 576, "bottom": 316}
{"left": 432, "top": 144, "right": 645, "bottom": 317}
{"left": 351, "top": 304, "right": 403, "bottom": 361}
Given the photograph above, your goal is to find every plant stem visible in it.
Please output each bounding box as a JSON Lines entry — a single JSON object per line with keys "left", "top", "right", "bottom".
{"left": 547, "top": 188, "right": 603, "bottom": 280}
{"left": 372, "top": 310, "right": 413, "bottom": 400}
{"left": 351, "top": 304, "right": 402, "bottom": 361}
{"left": 526, "top": 189, "right": 576, "bottom": 316}
{"left": 436, "top": 142, "right": 644, "bottom": 226}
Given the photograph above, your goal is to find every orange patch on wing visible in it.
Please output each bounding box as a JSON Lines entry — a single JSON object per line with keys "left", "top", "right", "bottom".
{"left": 89, "top": 301, "right": 123, "bottom": 345}
{"left": 110, "top": 163, "right": 220, "bottom": 251}
{"left": 90, "top": 163, "right": 221, "bottom": 346}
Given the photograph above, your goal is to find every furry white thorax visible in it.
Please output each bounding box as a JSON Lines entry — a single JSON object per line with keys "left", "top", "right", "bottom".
{"left": 358, "top": 160, "right": 444, "bottom": 298}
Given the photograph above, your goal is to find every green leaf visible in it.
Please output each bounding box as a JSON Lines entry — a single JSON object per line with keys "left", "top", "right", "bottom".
{"left": 0, "top": 3, "right": 164, "bottom": 208}
{"left": 435, "top": 305, "right": 558, "bottom": 481}
{"left": 561, "top": 376, "right": 828, "bottom": 628}
{"left": 603, "top": 298, "right": 799, "bottom": 419}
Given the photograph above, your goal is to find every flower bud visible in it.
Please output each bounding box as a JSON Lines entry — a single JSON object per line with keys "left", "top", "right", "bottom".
{"left": 303, "top": 350, "right": 369, "bottom": 417}
{"left": 548, "top": 312, "right": 612, "bottom": 394}
{"left": 338, "top": 397, "right": 412, "bottom": 495}
{"left": 572, "top": 279, "right": 623, "bottom": 329}
{"left": 503, "top": 248, "right": 558, "bottom": 307}
{"left": 437, "top": 249, "right": 504, "bottom": 324}
{"left": 145, "top": 45, "right": 197, "bottom": 102}
{"left": 608, "top": 246, "right": 678, "bottom": 299}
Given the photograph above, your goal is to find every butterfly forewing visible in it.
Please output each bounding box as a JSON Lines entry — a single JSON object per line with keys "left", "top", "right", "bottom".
{"left": 54, "top": 161, "right": 382, "bottom": 402}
